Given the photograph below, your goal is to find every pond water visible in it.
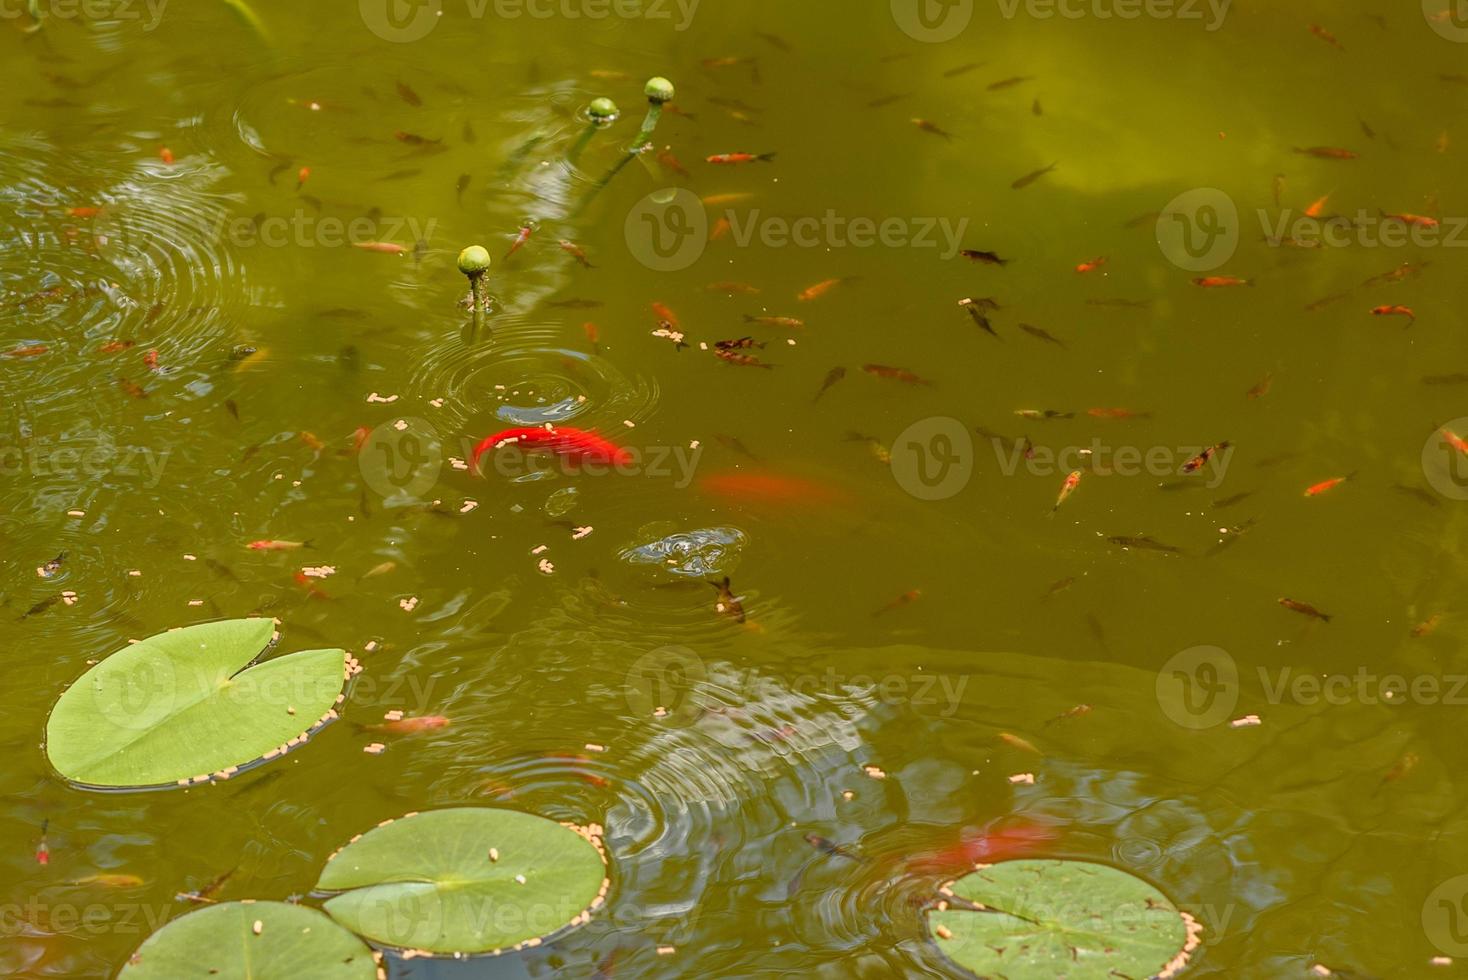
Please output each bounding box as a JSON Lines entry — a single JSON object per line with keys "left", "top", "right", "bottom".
{"left": 3, "top": 0, "right": 1468, "bottom": 976}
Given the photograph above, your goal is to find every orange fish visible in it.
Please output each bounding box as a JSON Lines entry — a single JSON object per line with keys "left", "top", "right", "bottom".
{"left": 66, "top": 206, "right": 102, "bottom": 218}
{"left": 1372, "top": 305, "right": 1415, "bottom": 324}
{"left": 6, "top": 344, "right": 48, "bottom": 358}
{"left": 874, "top": 589, "right": 921, "bottom": 617}
{"left": 1382, "top": 211, "right": 1438, "bottom": 228}
{"left": 862, "top": 363, "right": 933, "bottom": 386}
{"left": 797, "top": 277, "right": 855, "bottom": 302}
{"left": 657, "top": 147, "right": 689, "bottom": 177}
{"left": 299, "top": 431, "right": 325, "bottom": 452}
{"left": 710, "top": 216, "right": 732, "bottom": 241}
{"left": 651, "top": 302, "right": 679, "bottom": 328}
{"left": 1074, "top": 256, "right": 1107, "bottom": 274}
{"left": 707, "top": 152, "right": 776, "bottom": 164}
{"left": 1441, "top": 428, "right": 1468, "bottom": 455}
{"left": 582, "top": 321, "right": 600, "bottom": 346}
{"left": 1309, "top": 24, "right": 1343, "bottom": 50}
{"left": 1295, "top": 146, "right": 1357, "bottom": 160}
{"left": 246, "top": 539, "right": 309, "bottom": 551}
{"left": 1412, "top": 614, "right": 1443, "bottom": 638}
{"left": 911, "top": 118, "right": 953, "bottom": 139}
{"left": 1304, "top": 473, "right": 1355, "bottom": 497}
{"left": 1193, "top": 276, "right": 1252, "bottom": 288}
{"left": 160, "top": 147, "right": 175, "bottom": 164}
{"left": 116, "top": 376, "right": 147, "bottom": 399}
{"left": 1051, "top": 470, "right": 1082, "bottom": 514}
{"left": 143, "top": 349, "right": 159, "bottom": 370}
{"left": 559, "top": 239, "right": 594, "bottom": 268}
{"left": 1087, "top": 407, "right": 1151, "bottom": 420}
{"left": 362, "top": 715, "right": 450, "bottom": 735}
{"left": 296, "top": 166, "right": 311, "bottom": 189}
{"left": 353, "top": 241, "right": 407, "bottom": 254}
{"left": 352, "top": 426, "right": 372, "bottom": 453}
{"left": 1304, "top": 194, "right": 1330, "bottom": 218}
{"left": 1246, "top": 374, "right": 1273, "bottom": 399}
{"left": 901, "top": 820, "right": 1056, "bottom": 875}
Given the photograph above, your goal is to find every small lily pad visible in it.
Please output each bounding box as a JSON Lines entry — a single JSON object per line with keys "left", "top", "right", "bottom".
{"left": 317, "top": 807, "right": 609, "bottom": 955}
{"left": 45, "top": 619, "right": 350, "bottom": 789}
{"left": 118, "top": 901, "right": 377, "bottom": 980}
{"left": 928, "top": 860, "right": 1197, "bottom": 979}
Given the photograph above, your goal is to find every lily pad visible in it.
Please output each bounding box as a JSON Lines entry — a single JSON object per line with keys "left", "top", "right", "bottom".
{"left": 317, "top": 808, "right": 609, "bottom": 955}
{"left": 118, "top": 901, "right": 377, "bottom": 980}
{"left": 927, "top": 860, "right": 1197, "bottom": 979}
{"left": 45, "top": 619, "right": 350, "bottom": 789}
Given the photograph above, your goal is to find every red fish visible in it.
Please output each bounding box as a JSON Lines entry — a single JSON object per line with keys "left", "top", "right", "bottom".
{"left": 160, "top": 147, "right": 175, "bottom": 165}
{"left": 1441, "top": 428, "right": 1468, "bottom": 456}
{"left": 361, "top": 715, "right": 450, "bottom": 735}
{"left": 1087, "top": 407, "right": 1151, "bottom": 420}
{"left": 471, "top": 426, "right": 632, "bottom": 473}
{"left": 1193, "top": 275, "right": 1252, "bottom": 288}
{"left": 901, "top": 819, "right": 1057, "bottom": 875}
{"left": 247, "top": 539, "right": 309, "bottom": 551}
{"left": 35, "top": 821, "right": 49, "bottom": 866}
{"left": 1372, "top": 305, "right": 1415, "bottom": 324}
{"left": 699, "top": 471, "right": 850, "bottom": 507}
{"left": 707, "top": 152, "right": 777, "bottom": 164}
{"left": 1294, "top": 146, "right": 1357, "bottom": 160}
{"left": 296, "top": 166, "right": 311, "bottom": 189}
{"left": 506, "top": 222, "right": 535, "bottom": 258}
{"left": 651, "top": 301, "right": 680, "bottom": 328}
{"left": 1051, "top": 470, "right": 1082, "bottom": 513}
{"left": 143, "top": 349, "right": 159, "bottom": 370}
{"left": 6, "top": 344, "right": 48, "bottom": 358}
{"left": 1304, "top": 473, "right": 1355, "bottom": 497}
{"left": 1074, "top": 256, "right": 1107, "bottom": 274}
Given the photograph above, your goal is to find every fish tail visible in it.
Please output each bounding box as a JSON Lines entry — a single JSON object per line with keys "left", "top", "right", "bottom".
{"left": 757, "top": 152, "right": 778, "bottom": 162}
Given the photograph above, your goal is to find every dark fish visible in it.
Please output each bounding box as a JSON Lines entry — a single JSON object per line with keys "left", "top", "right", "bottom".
{"left": 21, "top": 594, "right": 63, "bottom": 620}
{"left": 463, "top": 121, "right": 476, "bottom": 143}
{"left": 375, "top": 169, "right": 423, "bottom": 181}
{"left": 338, "top": 345, "right": 360, "bottom": 372}
{"left": 228, "top": 345, "right": 257, "bottom": 361}
{"left": 988, "top": 75, "right": 1035, "bottom": 90}
{"left": 803, "top": 833, "right": 865, "bottom": 863}
{"left": 203, "top": 558, "right": 240, "bottom": 583}
{"left": 396, "top": 81, "right": 422, "bottom": 106}
{"left": 1279, "top": 597, "right": 1331, "bottom": 622}
{"left": 1393, "top": 484, "right": 1440, "bottom": 507}
{"left": 1124, "top": 210, "right": 1161, "bottom": 228}
{"left": 715, "top": 337, "right": 765, "bottom": 351}
{"left": 715, "top": 349, "right": 774, "bottom": 369}
{"left": 813, "top": 366, "right": 846, "bottom": 403}
{"left": 866, "top": 92, "right": 912, "bottom": 108}
{"left": 1032, "top": 98, "right": 1042, "bottom": 116}
{"left": 715, "top": 434, "right": 759, "bottom": 460}
{"left": 456, "top": 174, "right": 470, "bottom": 204}
{"left": 1107, "top": 536, "right": 1182, "bottom": 554}
{"left": 959, "top": 249, "right": 1009, "bottom": 266}
{"left": 1422, "top": 373, "right": 1468, "bottom": 386}
{"left": 1018, "top": 323, "right": 1065, "bottom": 347}
{"left": 755, "top": 30, "right": 790, "bottom": 51}
{"left": 1011, "top": 162, "right": 1057, "bottom": 189}
{"left": 943, "top": 62, "right": 984, "bottom": 77}
{"left": 1040, "top": 576, "right": 1074, "bottom": 601}
{"left": 958, "top": 298, "right": 1000, "bottom": 339}
{"left": 37, "top": 553, "right": 66, "bottom": 579}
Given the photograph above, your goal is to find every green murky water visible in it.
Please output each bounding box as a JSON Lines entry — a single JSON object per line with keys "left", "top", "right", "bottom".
{"left": 4, "top": 0, "right": 1468, "bottom": 976}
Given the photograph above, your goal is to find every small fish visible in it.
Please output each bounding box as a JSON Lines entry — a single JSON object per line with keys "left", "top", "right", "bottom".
{"left": 714, "top": 434, "right": 759, "bottom": 460}
{"left": 866, "top": 92, "right": 911, "bottom": 108}
{"left": 143, "top": 349, "right": 159, "bottom": 370}
{"left": 706, "top": 281, "right": 761, "bottom": 295}
{"left": 912, "top": 118, "right": 953, "bottom": 139}
{"left": 874, "top": 589, "right": 921, "bottom": 617}
{"left": 1442, "top": 427, "right": 1468, "bottom": 456}
{"left": 797, "top": 277, "right": 856, "bottom": 302}
{"left": 70, "top": 873, "right": 146, "bottom": 889}
{"left": 582, "top": 322, "right": 600, "bottom": 350}
{"left": 1371, "top": 305, "right": 1415, "bottom": 324}
{"left": 455, "top": 173, "right": 470, "bottom": 203}
{"left": 396, "top": 81, "right": 422, "bottom": 106}
{"left": 246, "top": 539, "right": 309, "bottom": 551}
{"left": 1304, "top": 473, "right": 1355, "bottom": 497}
{"left": 657, "top": 147, "right": 690, "bottom": 177}
{"left": 987, "top": 75, "right": 1035, "bottom": 90}
{"left": 1050, "top": 470, "right": 1082, "bottom": 514}
{"left": 1043, "top": 704, "right": 1092, "bottom": 726}
{"left": 1393, "top": 484, "right": 1439, "bottom": 507}
{"left": 1422, "top": 373, "right": 1468, "bottom": 386}
{"left": 803, "top": 833, "right": 864, "bottom": 863}
{"left": 1015, "top": 409, "right": 1073, "bottom": 421}
{"left": 1193, "top": 275, "right": 1252, "bottom": 288}
{"left": 21, "top": 594, "right": 64, "bottom": 619}
{"left": 352, "top": 241, "right": 408, "bottom": 254}
{"left": 998, "top": 732, "right": 1041, "bottom": 754}
{"left": 715, "top": 349, "right": 773, "bottom": 369}
{"left": 296, "top": 166, "right": 311, "bottom": 190}
{"left": 299, "top": 431, "right": 325, "bottom": 452}
{"left": 711, "top": 576, "right": 746, "bottom": 623}
{"left": 160, "top": 147, "right": 175, "bottom": 165}
{"left": 1363, "top": 261, "right": 1429, "bottom": 287}
{"left": 1271, "top": 173, "right": 1285, "bottom": 208}
{"left": 652, "top": 301, "right": 680, "bottom": 328}
{"left": 1246, "top": 374, "right": 1273, "bottom": 399}
{"left": 1011, "top": 162, "right": 1057, "bottom": 189}
{"left": 221, "top": 398, "right": 239, "bottom": 421}
{"left": 959, "top": 249, "right": 1008, "bottom": 266}
{"left": 1309, "top": 24, "right": 1344, "bottom": 50}
{"left": 1018, "top": 323, "right": 1064, "bottom": 347}
{"left": 98, "top": 339, "right": 135, "bottom": 354}
{"left": 715, "top": 336, "right": 765, "bottom": 351}
{"left": 6, "top": 344, "right": 48, "bottom": 358}
{"left": 813, "top": 366, "right": 846, "bottom": 403}
{"left": 1108, "top": 535, "right": 1182, "bottom": 554}
{"left": 1213, "top": 491, "right": 1255, "bottom": 509}
{"left": 1377, "top": 751, "right": 1420, "bottom": 790}
{"left": 943, "top": 61, "right": 983, "bottom": 77}
{"left": 1381, "top": 210, "right": 1439, "bottom": 229}
{"left": 706, "top": 152, "right": 777, "bottom": 164}
{"left": 393, "top": 131, "right": 441, "bottom": 146}
{"left": 1412, "top": 615, "right": 1443, "bottom": 638}
{"left": 37, "top": 553, "right": 66, "bottom": 579}
{"left": 1359, "top": 118, "right": 1376, "bottom": 140}
{"left": 35, "top": 821, "right": 49, "bottom": 866}
{"left": 744, "top": 314, "right": 805, "bottom": 329}
{"left": 1032, "top": 98, "right": 1043, "bottom": 116}
{"left": 360, "top": 715, "right": 450, "bottom": 735}
{"left": 505, "top": 221, "right": 536, "bottom": 259}
{"left": 1279, "top": 597, "right": 1332, "bottom": 622}
{"left": 1182, "top": 441, "right": 1230, "bottom": 473}
{"left": 958, "top": 298, "right": 999, "bottom": 339}
{"left": 755, "top": 31, "right": 790, "bottom": 51}
{"left": 1040, "top": 577, "right": 1074, "bottom": 601}
{"left": 1088, "top": 407, "right": 1151, "bottom": 420}
{"left": 177, "top": 867, "right": 236, "bottom": 905}
{"left": 1294, "top": 146, "right": 1357, "bottom": 160}
{"left": 203, "top": 558, "right": 240, "bottom": 583}
{"left": 1074, "top": 256, "right": 1107, "bottom": 274}
{"left": 361, "top": 561, "right": 398, "bottom": 580}
{"left": 116, "top": 377, "right": 147, "bottom": 399}
{"left": 559, "top": 240, "right": 594, "bottom": 268}
{"left": 863, "top": 364, "right": 933, "bottom": 386}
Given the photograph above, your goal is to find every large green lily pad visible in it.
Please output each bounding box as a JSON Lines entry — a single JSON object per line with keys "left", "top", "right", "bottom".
{"left": 45, "top": 618, "right": 349, "bottom": 789}
{"left": 317, "top": 808, "right": 610, "bottom": 955}
{"left": 928, "top": 860, "right": 1197, "bottom": 979}
{"left": 118, "top": 901, "right": 377, "bottom": 980}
